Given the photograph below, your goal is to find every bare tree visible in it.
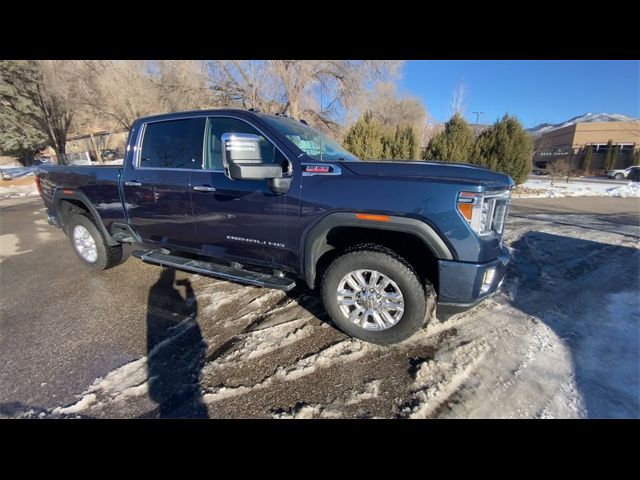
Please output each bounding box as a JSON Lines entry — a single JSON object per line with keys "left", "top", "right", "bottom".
{"left": 208, "top": 60, "right": 282, "bottom": 113}
{"left": 362, "top": 81, "right": 429, "bottom": 146}
{"left": 77, "top": 60, "right": 218, "bottom": 132}
{"left": 450, "top": 80, "right": 468, "bottom": 117}
{"left": 0, "top": 60, "right": 81, "bottom": 164}
{"left": 210, "top": 60, "right": 403, "bottom": 138}
{"left": 547, "top": 158, "right": 570, "bottom": 185}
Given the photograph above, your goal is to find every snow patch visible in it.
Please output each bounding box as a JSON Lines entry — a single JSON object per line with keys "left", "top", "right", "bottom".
{"left": 0, "top": 183, "right": 38, "bottom": 198}
{"left": 514, "top": 179, "right": 640, "bottom": 198}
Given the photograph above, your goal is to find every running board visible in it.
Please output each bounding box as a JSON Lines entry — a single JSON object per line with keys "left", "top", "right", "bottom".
{"left": 132, "top": 250, "right": 296, "bottom": 291}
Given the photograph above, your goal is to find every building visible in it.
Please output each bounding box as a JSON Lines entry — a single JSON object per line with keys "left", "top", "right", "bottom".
{"left": 533, "top": 121, "right": 640, "bottom": 172}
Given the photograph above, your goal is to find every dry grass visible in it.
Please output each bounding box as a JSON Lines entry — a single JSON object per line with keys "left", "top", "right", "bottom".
{"left": 0, "top": 176, "right": 37, "bottom": 187}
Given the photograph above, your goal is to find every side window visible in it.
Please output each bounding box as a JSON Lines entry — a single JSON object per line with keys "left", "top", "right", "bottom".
{"left": 205, "top": 117, "right": 289, "bottom": 172}
{"left": 139, "top": 118, "right": 205, "bottom": 169}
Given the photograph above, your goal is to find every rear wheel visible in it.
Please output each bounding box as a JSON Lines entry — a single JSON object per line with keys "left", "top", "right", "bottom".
{"left": 321, "top": 246, "right": 430, "bottom": 345}
{"left": 67, "top": 214, "right": 126, "bottom": 271}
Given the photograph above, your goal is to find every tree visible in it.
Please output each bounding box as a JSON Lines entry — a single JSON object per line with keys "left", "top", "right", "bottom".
{"left": 582, "top": 146, "right": 593, "bottom": 175}
{"left": 0, "top": 112, "right": 47, "bottom": 165}
{"left": 547, "top": 158, "right": 570, "bottom": 185}
{"left": 473, "top": 114, "right": 533, "bottom": 185}
{"left": 422, "top": 113, "right": 475, "bottom": 163}
{"left": 603, "top": 139, "right": 615, "bottom": 170}
{"left": 450, "top": 80, "right": 467, "bottom": 117}
{"left": 633, "top": 147, "right": 640, "bottom": 166}
{"left": 343, "top": 111, "right": 386, "bottom": 160}
{"left": 211, "top": 60, "right": 403, "bottom": 138}
{"left": 0, "top": 60, "right": 80, "bottom": 164}
{"left": 389, "top": 125, "right": 419, "bottom": 160}
{"left": 77, "top": 60, "right": 216, "bottom": 132}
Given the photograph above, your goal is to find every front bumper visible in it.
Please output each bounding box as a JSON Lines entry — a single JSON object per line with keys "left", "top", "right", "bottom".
{"left": 435, "top": 245, "right": 510, "bottom": 320}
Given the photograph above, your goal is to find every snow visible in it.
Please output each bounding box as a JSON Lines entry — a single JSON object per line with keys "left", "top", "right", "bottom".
{"left": 528, "top": 112, "right": 638, "bottom": 136}
{"left": 0, "top": 183, "right": 39, "bottom": 198}
{"left": 3, "top": 200, "right": 638, "bottom": 419}
{"left": 514, "top": 179, "right": 640, "bottom": 198}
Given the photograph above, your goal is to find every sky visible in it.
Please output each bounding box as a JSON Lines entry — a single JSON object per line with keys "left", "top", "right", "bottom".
{"left": 400, "top": 60, "right": 640, "bottom": 128}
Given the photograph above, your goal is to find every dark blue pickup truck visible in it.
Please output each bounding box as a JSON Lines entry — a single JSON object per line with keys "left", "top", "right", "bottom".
{"left": 36, "top": 109, "right": 513, "bottom": 344}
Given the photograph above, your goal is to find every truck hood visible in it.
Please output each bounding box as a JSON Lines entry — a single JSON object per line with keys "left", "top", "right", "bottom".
{"left": 340, "top": 160, "right": 514, "bottom": 191}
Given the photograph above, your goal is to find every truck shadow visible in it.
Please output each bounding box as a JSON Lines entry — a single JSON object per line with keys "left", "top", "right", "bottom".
{"left": 143, "top": 267, "right": 209, "bottom": 418}
{"left": 506, "top": 231, "right": 639, "bottom": 418}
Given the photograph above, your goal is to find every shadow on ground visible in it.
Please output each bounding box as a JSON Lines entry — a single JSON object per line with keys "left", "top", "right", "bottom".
{"left": 142, "top": 267, "right": 209, "bottom": 418}
{"left": 507, "top": 231, "right": 640, "bottom": 418}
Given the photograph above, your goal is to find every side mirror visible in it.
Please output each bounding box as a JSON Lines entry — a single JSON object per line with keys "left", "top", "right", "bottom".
{"left": 221, "top": 133, "right": 283, "bottom": 180}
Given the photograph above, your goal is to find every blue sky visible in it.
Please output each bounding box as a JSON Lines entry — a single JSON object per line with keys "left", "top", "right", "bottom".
{"left": 399, "top": 60, "right": 640, "bottom": 128}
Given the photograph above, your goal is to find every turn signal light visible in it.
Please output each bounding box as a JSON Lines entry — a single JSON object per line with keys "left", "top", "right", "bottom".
{"left": 457, "top": 202, "right": 473, "bottom": 222}
{"left": 355, "top": 213, "right": 390, "bottom": 222}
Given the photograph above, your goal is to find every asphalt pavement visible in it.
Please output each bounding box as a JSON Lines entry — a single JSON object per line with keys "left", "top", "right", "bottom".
{"left": 1, "top": 195, "right": 638, "bottom": 418}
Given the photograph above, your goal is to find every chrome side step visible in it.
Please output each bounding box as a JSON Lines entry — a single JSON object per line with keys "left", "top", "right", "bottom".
{"left": 132, "top": 250, "right": 296, "bottom": 291}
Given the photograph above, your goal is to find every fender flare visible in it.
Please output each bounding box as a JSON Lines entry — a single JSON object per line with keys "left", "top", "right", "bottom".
{"left": 302, "top": 212, "right": 455, "bottom": 289}
{"left": 52, "top": 188, "right": 119, "bottom": 246}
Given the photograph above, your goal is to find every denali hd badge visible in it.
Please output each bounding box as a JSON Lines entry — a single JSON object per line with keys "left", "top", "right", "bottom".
{"left": 226, "top": 235, "right": 285, "bottom": 249}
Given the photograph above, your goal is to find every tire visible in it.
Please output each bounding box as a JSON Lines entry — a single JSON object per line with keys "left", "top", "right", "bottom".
{"left": 321, "top": 245, "right": 430, "bottom": 345}
{"left": 614, "top": 173, "right": 624, "bottom": 180}
{"left": 66, "top": 214, "right": 126, "bottom": 271}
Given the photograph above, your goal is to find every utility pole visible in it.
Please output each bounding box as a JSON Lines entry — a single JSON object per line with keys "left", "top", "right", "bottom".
{"left": 472, "top": 111, "right": 485, "bottom": 125}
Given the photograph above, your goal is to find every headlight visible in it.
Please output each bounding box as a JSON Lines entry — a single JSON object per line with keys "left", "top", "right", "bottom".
{"left": 457, "top": 190, "right": 510, "bottom": 237}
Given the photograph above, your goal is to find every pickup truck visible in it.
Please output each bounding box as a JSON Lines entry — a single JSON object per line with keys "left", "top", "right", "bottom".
{"left": 36, "top": 109, "right": 513, "bottom": 345}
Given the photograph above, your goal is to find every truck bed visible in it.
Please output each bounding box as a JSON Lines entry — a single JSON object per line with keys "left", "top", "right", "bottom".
{"left": 37, "top": 164, "right": 127, "bottom": 233}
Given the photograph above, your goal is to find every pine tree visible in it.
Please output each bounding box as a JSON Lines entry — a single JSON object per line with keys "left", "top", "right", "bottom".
{"left": 390, "top": 125, "right": 419, "bottom": 160}
{"left": 344, "top": 113, "right": 419, "bottom": 161}
{"left": 603, "top": 139, "right": 615, "bottom": 170}
{"left": 582, "top": 146, "right": 593, "bottom": 175}
{"left": 343, "top": 111, "right": 386, "bottom": 160}
{"left": 610, "top": 143, "right": 619, "bottom": 169}
{"left": 422, "top": 113, "right": 475, "bottom": 163}
{"left": 473, "top": 114, "right": 533, "bottom": 185}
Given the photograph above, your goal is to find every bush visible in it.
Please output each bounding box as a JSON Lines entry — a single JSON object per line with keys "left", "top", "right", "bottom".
{"left": 473, "top": 114, "right": 532, "bottom": 184}
{"left": 344, "top": 112, "right": 419, "bottom": 161}
{"left": 422, "top": 113, "right": 475, "bottom": 163}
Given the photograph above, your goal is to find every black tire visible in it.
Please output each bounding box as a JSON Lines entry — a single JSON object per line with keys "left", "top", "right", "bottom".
{"left": 321, "top": 245, "right": 430, "bottom": 345}
{"left": 614, "top": 173, "right": 624, "bottom": 180}
{"left": 66, "top": 214, "right": 126, "bottom": 271}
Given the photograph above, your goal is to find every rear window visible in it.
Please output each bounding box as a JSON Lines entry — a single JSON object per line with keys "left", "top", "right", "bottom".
{"left": 139, "top": 118, "right": 205, "bottom": 169}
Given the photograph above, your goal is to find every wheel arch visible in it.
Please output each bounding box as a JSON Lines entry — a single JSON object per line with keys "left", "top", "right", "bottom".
{"left": 53, "top": 189, "right": 118, "bottom": 246}
{"left": 302, "top": 212, "right": 454, "bottom": 289}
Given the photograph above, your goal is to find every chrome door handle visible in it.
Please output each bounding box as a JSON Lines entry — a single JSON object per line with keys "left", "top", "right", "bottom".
{"left": 125, "top": 181, "right": 142, "bottom": 187}
{"left": 193, "top": 185, "right": 216, "bottom": 192}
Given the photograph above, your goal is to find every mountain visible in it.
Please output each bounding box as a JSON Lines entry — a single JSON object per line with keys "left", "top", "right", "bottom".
{"left": 527, "top": 113, "right": 639, "bottom": 136}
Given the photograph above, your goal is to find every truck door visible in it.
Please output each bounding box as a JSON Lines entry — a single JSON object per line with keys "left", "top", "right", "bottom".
{"left": 121, "top": 117, "right": 205, "bottom": 251}
{"left": 188, "top": 116, "right": 300, "bottom": 271}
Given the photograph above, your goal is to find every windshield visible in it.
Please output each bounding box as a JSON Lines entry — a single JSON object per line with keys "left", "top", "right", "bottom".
{"left": 260, "top": 114, "right": 360, "bottom": 162}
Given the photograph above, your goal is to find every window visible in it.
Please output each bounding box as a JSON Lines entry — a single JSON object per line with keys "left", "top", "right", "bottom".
{"left": 139, "top": 118, "right": 205, "bottom": 169}
{"left": 259, "top": 114, "right": 359, "bottom": 162}
{"left": 205, "top": 117, "right": 289, "bottom": 172}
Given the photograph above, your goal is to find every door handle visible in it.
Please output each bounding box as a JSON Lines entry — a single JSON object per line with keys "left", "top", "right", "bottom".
{"left": 125, "top": 181, "right": 142, "bottom": 187}
{"left": 193, "top": 185, "right": 217, "bottom": 192}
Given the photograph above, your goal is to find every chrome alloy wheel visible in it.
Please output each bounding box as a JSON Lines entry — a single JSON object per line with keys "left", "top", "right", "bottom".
{"left": 336, "top": 269, "right": 405, "bottom": 331}
{"left": 72, "top": 225, "right": 98, "bottom": 263}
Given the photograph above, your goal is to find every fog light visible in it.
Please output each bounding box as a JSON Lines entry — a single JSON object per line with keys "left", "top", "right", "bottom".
{"left": 480, "top": 267, "right": 497, "bottom": 294}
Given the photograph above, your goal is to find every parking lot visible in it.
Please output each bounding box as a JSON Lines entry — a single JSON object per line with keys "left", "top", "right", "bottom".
{"left": 0, "top": 196, "right": 638, "bottom": 418}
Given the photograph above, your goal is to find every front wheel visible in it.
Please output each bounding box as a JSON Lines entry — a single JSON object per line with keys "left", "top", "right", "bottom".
{"left": 321, "top": 247, "right": 430, "bottom": 345}
{"left": 614, "top": 173, "right": 624, "bottom": 180}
